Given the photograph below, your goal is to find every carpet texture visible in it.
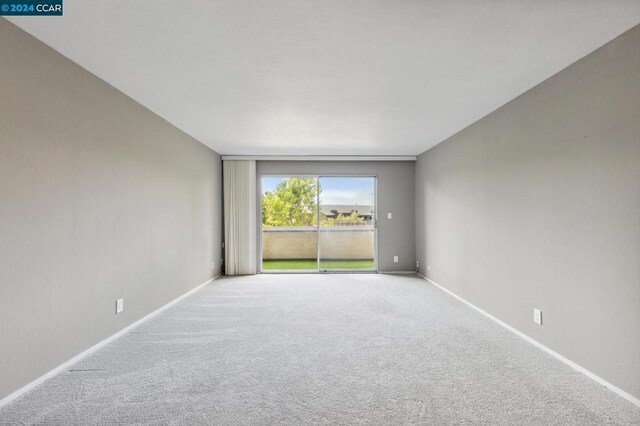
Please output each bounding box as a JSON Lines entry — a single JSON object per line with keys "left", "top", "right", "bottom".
{"left": 1, "top": 274, "right": 639, "bottom": 425}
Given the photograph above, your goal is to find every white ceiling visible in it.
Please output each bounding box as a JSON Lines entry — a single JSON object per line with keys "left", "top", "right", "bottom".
{"left": 7, "top": 1, "right": 640, "bottom": 155}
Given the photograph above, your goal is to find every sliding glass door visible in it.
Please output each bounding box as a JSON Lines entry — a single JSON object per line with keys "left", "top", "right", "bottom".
{"left": 318, "top": 177, "right": 376, "bottom": 271}
{"left": 260, "top": 175, "right": 376, "bottom": 272}
{"left": 261, "top": 176, "right": 318, "bottom": 271}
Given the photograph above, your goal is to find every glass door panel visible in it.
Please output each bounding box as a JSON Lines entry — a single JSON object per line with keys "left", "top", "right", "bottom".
{"left": 261, "top": 176, "right": 318, "bottom": 272}
{"left": 318, "top": 177, "right": 376, "bottom": 271}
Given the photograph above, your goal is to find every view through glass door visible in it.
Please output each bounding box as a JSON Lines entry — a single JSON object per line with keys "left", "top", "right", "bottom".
{"left": 260, "top": 176, "right": 376, "bottom": 272}
{"left": 318, "top": 177, "right": 375, "bottom": 271}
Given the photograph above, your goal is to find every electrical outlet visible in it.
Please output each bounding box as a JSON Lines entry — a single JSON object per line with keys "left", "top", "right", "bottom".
{"left": 116, "top": 298, "right": 124, "bottom": 314}
{"left": 416, "top": 261, "right": 419, "bottom": 268}
{"left": 393, "top": 255, "right": 399, "bottom": 263}
{"left": 211, "top": 261, "right": 215, "bottom": 270}
{"left": 387, "top": 212, "right": 393, "bottom": 219}
{"left": 533, "top": 308, "right": 542, "bottom": 325}
{"left": 427, "top": 265, "right": 431, "bottom": 271}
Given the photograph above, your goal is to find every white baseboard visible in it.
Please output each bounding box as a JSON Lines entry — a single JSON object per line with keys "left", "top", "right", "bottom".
{"left": 379, "top": 270, "right": 416, "bottom": 275}
{"left": 0, "top": 275, "right": 220, "bottom": 409}
{"left": 416, "top": 273, "right": 640, "bottom": 407}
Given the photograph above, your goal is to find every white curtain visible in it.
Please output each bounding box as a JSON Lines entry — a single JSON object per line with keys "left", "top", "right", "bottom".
{"left": 223, "top": 160, "right": 257, "bottom": 275}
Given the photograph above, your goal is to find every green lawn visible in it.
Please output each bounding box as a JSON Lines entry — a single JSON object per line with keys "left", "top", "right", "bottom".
{"left": 262, "top": 259, "right": 374, "bottom": 271}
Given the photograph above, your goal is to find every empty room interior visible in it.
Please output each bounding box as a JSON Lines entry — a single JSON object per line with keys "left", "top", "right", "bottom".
{"left": 1, "top": 1, "right": 640, "bottom": 424}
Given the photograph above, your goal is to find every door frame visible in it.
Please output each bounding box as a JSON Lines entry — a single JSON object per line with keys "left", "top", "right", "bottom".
{"left": 258, "top": 174, "right": 378, "bottom": 274}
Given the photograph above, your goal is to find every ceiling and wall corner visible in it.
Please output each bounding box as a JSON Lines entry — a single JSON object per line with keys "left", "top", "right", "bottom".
{"left": 5, "top": 1, "right": 640, "bottom": 156}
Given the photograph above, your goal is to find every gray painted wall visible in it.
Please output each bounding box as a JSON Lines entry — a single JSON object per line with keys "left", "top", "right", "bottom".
{"left": 257, "top": 161, "right": 415, "bottom": 272}
{"left": 416, "top": 25, "right": 640, "bottom": 399}
{"left": 0, "top": 19, "right": 223, "bottom": 400}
